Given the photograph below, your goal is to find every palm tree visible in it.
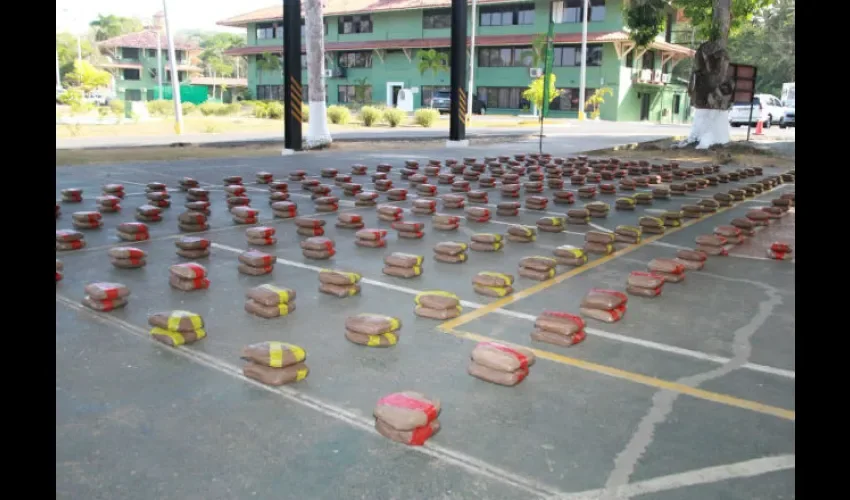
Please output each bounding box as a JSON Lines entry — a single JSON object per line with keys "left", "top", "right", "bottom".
{"left": 522, "top": 34, "right": 548, "bottom": 116}
{"left": 89, "top": 14, "right": 142, "bottom": 41}
{"left": 417, "top": 49, "right": 449, "bottom": 78}
{"left": 304, "top": 0, "right": 332, "bottom": 147}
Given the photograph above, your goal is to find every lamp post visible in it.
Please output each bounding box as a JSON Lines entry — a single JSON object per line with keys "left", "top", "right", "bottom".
{"left": 162, "top": 0, "right": 184, "bottom": 135}
{"left": 577, "top": 0, "right": 589, "bottom": 120}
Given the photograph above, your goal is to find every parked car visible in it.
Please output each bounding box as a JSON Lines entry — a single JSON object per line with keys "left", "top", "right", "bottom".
{"left": 429, "top": 90, "right": 487, "bottom": 115}
{"left": 728, "top": 93, "right": 785, "bottom": 128}
{"left": 84, "top": 91, "right": 113, "bottom": 106}
{"left": 779, "top": 107, "right": 794, "bottom": 128}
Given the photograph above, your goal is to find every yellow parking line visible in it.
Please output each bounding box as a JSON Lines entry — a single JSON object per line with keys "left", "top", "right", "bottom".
{"left": 450, "top": 329, "right": 795, "bottom": 422}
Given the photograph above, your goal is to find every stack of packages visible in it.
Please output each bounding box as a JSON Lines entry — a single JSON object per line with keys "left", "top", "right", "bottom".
{"left": 433, "top": 241, "right": 468, "bottom": 264}
{"left": 553, "top": 245, "right": 587, "bottom": 267}
{"left": 375, "top": 179, "right": 393, "bottom": 192}
{"left": 146, "top": 186, "right": 171, "bottom": 209}
{"left": 713, "top": 225, "right": 743, "bottom": 245}
{"left": 393, "top": 221, "right": 425, "bottom": 239}
{"left": 414, "top": 291, "right": 462, "bottom": 320}
{"left": 116, "top": 222, "right": 149, "bottom": 242}
{"left": 97, "top": 195, "right": 122, "bottom": 213}
{"left": 289, "top": 170, "right": 307, "bottom": 182}
{"left": 662, "top": 210, "right": 683, "bottom": 228}
{"left": 376, "top": 163, "right": 393, "bottom": 174}
{"left": 416, "top": 183, "right": 438, "bottom": 198}
{"left": 61, "top": 188, "right": 83, "bottom": 203}
{"left": 615, "top": 197, "right": 636, "bottom": 211}
{"left": 467, "top": 190, "right": 488, "bottom": 204}
{"left": 72, "top": 211, "right": 103, "bottom": 230}
{"left": 761, "top": 206, "right": 784, "bottom": 221}
{"left": 223, "top": 175, "right": 243, "bottom": 186}
{"left": 771, "top": 197, "right": 792, "bottom": 213}
{"left": 586, "top": 201, "right": 610, "bottom": 219}
{"left": 469, "top": 341, "right": 536, "bottom": 386}
{"left": 479, "top": 176, "right": 497, "bottom": 188}
{"left": 634, "top": 192, "right": 653, "bottom": 206}
{"left": 469, "top": 233, "right": 503, "bottom": 252}
{"left": 102, "top": 183, "right": 125, "bottom": 199}
{"left": 335, "top": 174, "right": 353, "bottom": 187}
{"left": 567, "top": 208, "right": 591, "bottom": 226}
{"left": 238, "top": 250, "right": 277, "bottom": 276}
{"left": 295, "top": 217, "right": 325, "bottom": 237}
{"left": 442, "top": 194, "right": 466, "bottom": 210}
{"left": 246, "top": 226, "right": 276, "bottom": 246}
{"left": 355, "top": 191, "right": 379, "bottom": 207}
{"left": 626, "top": 271, "right": 666, "bottom": 298}
{"left": 319, "top": 269, "right": 362, "bottom": 297}
{"left": 242, "top": 342, "right": 309, "bottom": 386}
{"left": 496, "top": 201, "right": 521, "bottom": 217}
{"left": 169, "top": 263, "right": 210, "bottom": 291}
{"left": 682, "top": 204, "right": 703, "bottom": 219}
{"left": 653, "top": 186, "right": 671, "bottom": 199}
{"left": 730, "top": 217, "right": 756, "bottom": 236}
{"left": 767, "top": 242, "right": 793, "bottom": 261}
{"left": 149, "top": 310, "right": 206, "bottom": 347}
{"left": 438, "top": 172, "right": 455, "bottom": 185}
{"left": 373, "top": 391, "right": 440, "bottom": 446}
{"left": 315, "top": 196, "right": 340, "bottom": 213}
{"left": 82, "top": 282, "right": 130, "bottom": 312}
{"left": 351, "top": 164, "right": 368, "bottom": 175}
{"left": 336, "top": 213, "right": 364, "bottom": 230}
{"left": 578, "top": 186, "right": 597, "bottom": 200}
{"left": 465, "top": 207, "right": 491, "bottom": 223}
{"left": 580, "top": 289, "right": 628, "bottom": 324}
{"left": 639, "top": 216, "right": 666, "bottom": 235}
{"left": 228, "top": 193, "right": 252, "bottom": 210}
{"left": 231, "top": 206, "right": 259, "bottom": 225}
{"left": 670, "top": 183, "right": 687, "bottom": 196}
{"left": 383, "top": 252, "right": 423, "bottom": 278}
{"left": 507, "top": 225, "right": 536, "bottom": 243}
{"left": 600, "top": 183, "right": 617, "bottom": 195}
{"left": 717, "top": 173, "right": 730, "bottom": 183}
{"left": 531, "top": 311, "right": 587, "bottom": 347}
{"left": 432, "top": 214, "right": 461, "bottom": 231}
{"left": 698, "top": 199, "right": 719, "bottom": 214}
{"left": 472, "top": 271, "right": 514, "bottom": 297}
{"left": 619, "top": 178, "right": 636, "bottom": 191}
{"left": 175, "top": 236, "right": 210, "bottom": 259}
{"left": 695, "top": 235, "right": 729, "bottom": 256}
{"left": 346, "top": 313, "right": 402, "bottom": 348}
{"left": 553, "top": 190, "right": 576, "bottom": 205}
{"left": 412, "top": 199, "right": 437, "bottom": 215}
{"left": 56, "top": 229, "right": 85, "bottom": 251}
{"left": 387, "top": 188, "right": 408, "bottom": 202}
{"left": 746, "top": 209, "right": 771, "bottom": 226}
{"left": 500, "top": 183, "right": 521, "bottom": 198}
{"left": 525, "top": 195, "right": 548, "bottom": 211}
{"left": 518, "top": 256, "right": 557, "bottom": 281}
{"left": 355, "top": 228, "right": 388, "bottom": 248}
{"left": 268, "top": 182, "right": 289, "bottom": 205}
{"left": 570, "top": 175, "right": 586, "bottom": 186}
{"left": 108, "top": 246, "right": 147, "bottom": 269}
{"left": 584, "top": 231, "right": 615, "bottom": 255}
{"left": 178, "top": 177, "right": 199, "bottom": 191}
{"left": 272, "top": 201, "right": 298, "bottom": 219}
{"left": 136, "top": 204, "right": 162, "bottom": 223}
{"left": 178, "top": 210, "right": 209, "bottom": 232}
{"left": 301, "top": 237, "right": 336, "bottom": 260}
{"left": 245, "top": 284, "right": 296, "bottom": 318}
{"left": 614, "top": 225, "right": 641, "bottom": 245}
{"left": 728, "top": 189, "right": 745, "bottom": 202}
{"left": 256, "top": 171, "right": 273, "bottom": 184}
{"left": 320, "top": 168, "right": 338, "bottom": 179}
{"left": 647, "top": 258, "right": 686, "bottom": 283}
{"left": 377, "top": 205, "right": 404, "bottom": 222}
{"left": 537, "top": 216, "right": 566, "bottom": 233}
{"left": 56, "top": 260, "right": 63, "bottom": 282}
{"left": 674, "top": 249, "right": 707, "bottom": 270}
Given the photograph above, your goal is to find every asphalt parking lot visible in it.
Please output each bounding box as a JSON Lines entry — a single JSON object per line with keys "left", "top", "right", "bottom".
{"left": 56, "top": 141, "right": 795, "bottom": 500}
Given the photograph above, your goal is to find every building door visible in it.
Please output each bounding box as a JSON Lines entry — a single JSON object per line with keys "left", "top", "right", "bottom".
{"left": 640, "top": 93, "right": 651, "bottom": 121}
{"left": 386, "top": 82, "right": 404, "bottom": 108}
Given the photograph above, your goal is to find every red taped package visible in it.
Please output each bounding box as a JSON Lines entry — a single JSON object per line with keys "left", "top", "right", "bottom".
{"left": 374, "top": 391, "right": 441, "bottom": 446}
{"left": 531, "top": 311, "right": 587, "bottom": 347}
{"left": 580, "top": 288, "right": 628, "bottom": 323}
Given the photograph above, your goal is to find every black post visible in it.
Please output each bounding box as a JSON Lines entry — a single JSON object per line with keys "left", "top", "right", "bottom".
{"left": 449, "top": 0, "right": 467, "bottom": 142}
{"left": 283, "top": 0, "right": 303, "bottom": 151}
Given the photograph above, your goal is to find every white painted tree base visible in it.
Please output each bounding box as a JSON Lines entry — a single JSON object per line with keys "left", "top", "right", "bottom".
{"left": 679, "top": 109, "right": 731, "bottom": 149}
{"left": 305, "top": 101, "right": 332, "bottom": 149}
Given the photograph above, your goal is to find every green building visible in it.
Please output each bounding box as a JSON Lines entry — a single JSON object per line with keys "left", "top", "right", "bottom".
{"left": 219, "top": 0, "right": 694, "bottom": 122}
{"left": 96, "top": 12, "right": 203, "bottom": 102}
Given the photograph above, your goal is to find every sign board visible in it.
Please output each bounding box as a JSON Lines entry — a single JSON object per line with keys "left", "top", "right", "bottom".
{"left": 410, "top": 87, "right": 419, "bottom": 94}
{"left": 728, "top": 63, "right": 758, "bottom": 104}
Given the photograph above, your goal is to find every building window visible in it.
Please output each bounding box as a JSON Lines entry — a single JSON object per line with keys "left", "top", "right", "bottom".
{"left": 585, "top": 45, "right": 603, "bottom": 66}
{"left": 480, "top": 3, "right": 535, "bottom": 27}
{"left": 665, "top": 13, "right": 674, "bottom": 42}
{"left": 421, "top": 86, "right": 450, "bottom": 106}
{"left": 121, "top": 47, "right": 140, "bottom": 60}
{"left": 166, "top": 71, "right": 185, "bottom": 82}
{"left": 148, "top": 68, "right": 157, "bottom": 80}
{"left": 122, "top": 69, "right": 140, "bottom": 80}
{"left": 145, "top": 49, "right": 156, "bottom": 58}
{"left": 256, "top": 84, "right": 283, "bottom": 101}
{"left": 338, "top": 51, "right": 372, "bottom": 68}
{"left": 552, "top": 44, "right": 602, "bottom": 67}
{"left": 256, "top": 22, "right": 276, "bottom": 40}
{"left": 625, "top": 51, "right": 634, "bottom": 68}
{"left": 478, "top": 47, "right": 532, "bottom": 67}
{"left": 663, "top": 60, "right": 671, "bottom": 74}
{"left": 550, "top": 88, "right": 595, "bottom": 111}
{"left": 423, "top": 8, "right": 452, "bottom": 29}
{"left": 338, "top": 84, "right": 372, "bottom": 104}
{"left": 125, "top": 89, "right": 142, "bottom": 101}
{"left": 477, "top": 87, "right": 526, "bottom": 109}
{"left": 338, "top": 15, "right": 372, "bottom": 34}
{"left": 590, "top": 0, "right": 606, "bottom": 22}
{"left": 300, "top": 19, "right": 329, "bottom": 40}
{"left": 554, "top": 0, "right": 605, "bottom": 23}
{"left": 642, "top": 50, "right": 655, "bottom": 70}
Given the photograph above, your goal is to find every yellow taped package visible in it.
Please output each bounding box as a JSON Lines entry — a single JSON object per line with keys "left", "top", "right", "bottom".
{"left": 368, "top": 332, "right": 398, "bottom": 347}
{"left": 414, "top": 290, "right": 460, "bottom": 306}
{"left": 264, "top": 284, "right": 294, "bottom": 303}
{"left": 359, "top": 313, "right": 401, "bottom": 332}
{"left": 167, "top": 310, "right": 203, "bottom": 332}
{"left": 150, "top": 326, "right": 206, "bottom": 346}
{"left": 540, "top": 217, "right": 564, "bottom": 226}
{"left": 475, "top": 284, "right": 512, "bottom": 297}
{"left": 320, "top": 269, "right": 361, "bottom": 284}
{"left": 478, "top": 271, "right": 515, "bottom": 286}
{"left": 268, "top": 341, "right": 306, "bottom": 368}
{"left": 616, "top": 197, "right": 636, "bottom": 206}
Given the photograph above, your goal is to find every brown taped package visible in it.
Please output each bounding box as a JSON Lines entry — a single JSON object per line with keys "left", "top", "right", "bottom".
{"left": 345, "top": 329, "right": 399, "bottom": 347}
{"left": 416, "top": 292, "right": 460, "bottom": 310}
{"left": 302, "top": 249, "right": 335, "bottom": 260}
{"left": 374, "top": 392, "right": 439, "bottom": 431}
{"left": 232, "top": 215, "right": 258, "bottom": 225}
{"left": 178, "top": 222, "right": 210, "bottom": 232}
{"left": 674, "top": 258, "right": 704, "bottom": 271}
{"left": 398, "top": 231, "right": 424, "bottom": 239}
{"left": 355, "top": 239, "right": 386, "bottom": 248}
{"left": 269, "top": 192, "right": 290, "bottom": 203}
{"left": 169, "top": 274, "right": 210, "bottom": 291}
{"left": 677, "top": 249, "right": 708, "bottom": 262}
{"left": 84, "top": 282, "right": 130, "bottom": 300}
{"left": 170, "top": 262, "right": 208, "bottom": 280}
{"left": 246, "top": 226, "right": 276, "bottom": 239}
{"left": 178, "top": 211, "right": 207, "bottom": 225}
{"left": 647, "top": 258, "right": 685, "bottom": 276}
{"left": 434, "top": 241, "right": 467, "bottom": 255}
{"left": 117, "top": 231, "right": 150, "bottom": 242}
{"left": 616, "top": 198, "right": 636, "bottom": 210}
{"left": 415, "top": 305, "right": 461, "bottom": 320}
{"left": 695, "top": 234, "right": 728, "bottom": 247}
{"left": 385, "top": 253, "right": 423, "bottom": 268}
{"left": 627, "top": 271, "right": 665, "bottom": 290}
{"left": 177, "top": 248, "right": 210, "bottom": 259}
{"left": 296, "top": 226, "right": 325, "bottom": 237}
{"left": 96, "top": 195, "right": 121, "bottom": 207}
{"left": 580, "top": 306, "right": 627, "bottom": 323}
{"left": 586, "top": 231, "right": 615, "bottom": 244}
{"left": 146, "top": 191, "right": 171, "bottom": 201}
{"left": 246, "top": 285, "right": 295, "bottom": 306}
{"left": 244, "top": 299, "right": 294, "bottom": 317}
{"left": 72, "top": 220, "right": 103, "bottom": 230}
{"left": 346, "top": 314, "right": 401, "bottom": 335}
{"left": 519, "top": 267, "right": 556, "bottom": 281}
{"left": 531, "top": 329, "right": 587, "bottom": 348}
{"left": 300, "top": 238, "right": 335, "bottom": 254}
{"left": 136, "top": 204, "right": 162, "bottom": 216}
{"left": 174, "top": 236, "right": 209, "bottom": 251}
{"left": 375, "top": 418, "right": 440, "bottom": 446}
{"left": 435, "top": 252, "right": 467, "bottom": 263}
{"left": 507, "top": 233, "right": 535, "bottom": 243}
{"left": 319, "top": 269, "right": 361, "bottom": 285}
{"left": 111, "top": 257, "right": 146, "bottom": 268}
{"left": 584, "top": 242, "right": 614, "bottom": 255}
{"left": 519, "top": 256, "right": 557, "bottom": 271}
{"left": 383, "top": 265, "right": 422, "bottom": 278}
{"left": 471, "top": 233, "right": 502, "bottom": 244}
{"left": 473, "top": 284, "right": 513, "bottom": 297}
{"left": 320, "top": 282, "right": 361, "bottom": 297}
{"left": 471, "top": 342, "right": 536, "bottom": 372}
{"left": 696, "top": 245, "right": 728, "bottom": 256}
{"left": 91, "top": 203, "right": 117, "bottom": 214}
{"left": 473, "top": 272, "right": 514, "bottom": 287}
{"left": 82, "top": 295, "right": 128, "bottom": 311}
{"left": 247, "top": 237, "right": 277, "bottom": 246}
{"left": 468, "top": 361, "right": 528, "bottom": 386}
{"left": 582, "top": 289, "right": 627, "bottom": 310}
{"left": 354, "top": 200, "right": 377, "bottom": 207}
{"left": 470, "top": 241, "right": 503, "bottom": 252}
{"left": 231, "top": 205, "right": 259, "bottom": 218}
{"left": 243, "top": 362, "right": 309, "bottom": 386}
{"left": 57, "top": 240, "right": 87, "bottom": 251}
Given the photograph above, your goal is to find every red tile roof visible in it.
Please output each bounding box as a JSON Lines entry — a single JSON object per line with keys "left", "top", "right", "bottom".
{"left": 97, "top": 29, "right": 199, "bottom": 51}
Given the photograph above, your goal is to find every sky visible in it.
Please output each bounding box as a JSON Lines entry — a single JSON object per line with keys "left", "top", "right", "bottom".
{"left": 55, "top": 0, "right": 275, "bottom": 34}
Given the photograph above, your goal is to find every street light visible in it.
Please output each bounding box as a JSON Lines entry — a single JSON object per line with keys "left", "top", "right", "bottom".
{"left": 577, "top": 0, "right": 589, "bottom": 121}
{"left": 162, "top": 0, "right": 184, "bottom": 135}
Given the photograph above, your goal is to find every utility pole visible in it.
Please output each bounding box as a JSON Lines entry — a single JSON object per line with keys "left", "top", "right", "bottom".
{"left": 162, "top": 0, "right": 184, "bottom": 135}
{"left": 156, "top": 35, "right": 164, "bottom": 100}
{"left": 447, "top": 0, "right": 468, "bottom": 146}
{"left": 577, "top": 0, "right": 589, "bottom": 120}
{"left": 56, "top": 49, "right": 62, "bottom": 88}
{"left": 466, "top": 0, "right": 478, "bottom": 127}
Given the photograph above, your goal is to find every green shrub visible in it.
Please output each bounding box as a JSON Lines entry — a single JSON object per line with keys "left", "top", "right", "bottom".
{"left": 253, "top": 102, "right": 269, "bottom": 118}
{"left": 360, "top": 105, "right": 382, "bottom": 127}
{"left": 221, "top": 103, "right": 241, "bottom": 116}
{"left": 267, "top": 101, "right": 284, "bottom": 119}
{"left": 198, "top": 102, "right": 225, "bottom": 116}
{"left": 58, "top": 88, "right": 83, "bottom": 107}
{"left": 383, "top": 108, "right": 406, "bottom": 128}
{"left": 301, "top": 103, "right": 309, "bottom": 122}
{"left": 97, "top": 107, "right": 110, "bottom": 119}
{"left": 109, "top": 99, "right": 124, "bottom": 116}
{"left": 414, "top": 108, "right": 440, "bottom": 128}
{"left": 146, "top": 99, "right": 173, "bottom": 116}
{"left": 327, "top": 105, "right": 351, "bottom": 125}
{"left": 182, "top": 102, "right": 196, "bottom": 115}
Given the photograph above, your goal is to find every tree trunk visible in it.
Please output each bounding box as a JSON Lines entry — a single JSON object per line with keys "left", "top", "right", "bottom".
{"left": 681, "top": 0, "right": 734, "bottom": 149}
{"left": 305, "top": 0, "right": 332, "bottom": 147}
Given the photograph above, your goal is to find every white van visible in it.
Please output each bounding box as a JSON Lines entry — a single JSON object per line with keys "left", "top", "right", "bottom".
{"left": 728, "top": 93, "right": 786, "bottom": 128}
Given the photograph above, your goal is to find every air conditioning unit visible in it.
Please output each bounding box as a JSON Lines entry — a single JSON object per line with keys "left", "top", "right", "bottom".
{"left": 323, "top": 69, "right": 333, "bottom": 78}
{"left": 639, "top": 69, "right": 652, "bottom": 82}
{"left": 661, "top": 74, "right": 671, "bottom": 84}
{"left": 529, "top": 67, "right": 543, "bottom": 78}
{"left": 653, "top": 70, "right": 662, "bottom": 82}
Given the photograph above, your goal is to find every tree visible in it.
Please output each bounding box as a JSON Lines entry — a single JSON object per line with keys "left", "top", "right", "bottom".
{"left": 522, "top": 34, "right": 548, "bottom": 69}
{"left": 353, "top": 77, "right": 370, "bottom": 105}
{"left": 255, "top": 52, "right": 280, "bottom": 88}
{"left": 624, "top": 0, "right": 773, "bottom": 148}
{"left": 304, "top": 0, "right": 332, "bottom": 148}
{"left": 63, "top": 60, "right": 112, "bottom": 92}
{"left": 522, "top": 74, "right": 563, "bottom": 111}
{"left": 726, "top": 0, "right": 794, "bottom": 96}
{"left": 195, "top": 31, "right": 246, "bottom": 85}
{"left": 584, "top": 87, "right": 614, "bottom": 119}
{"left": 89, "top": 14, "right": 143, "bottom": 41}
{"left": 56, "top": 32, "right": 95, "bottom": 80}
{"left": 417, "top": 49, "right": 449, "bottom": 78}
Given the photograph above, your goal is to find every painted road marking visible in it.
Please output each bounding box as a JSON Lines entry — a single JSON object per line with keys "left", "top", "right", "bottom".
{"left": 437, "top": 182, "right": 790, "bottom": 332}
{"left": 450, "top": 330, "right": 794, "bottom": 421}
{"left": 55, "top": 294, "right": 566, "bottom": 498}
